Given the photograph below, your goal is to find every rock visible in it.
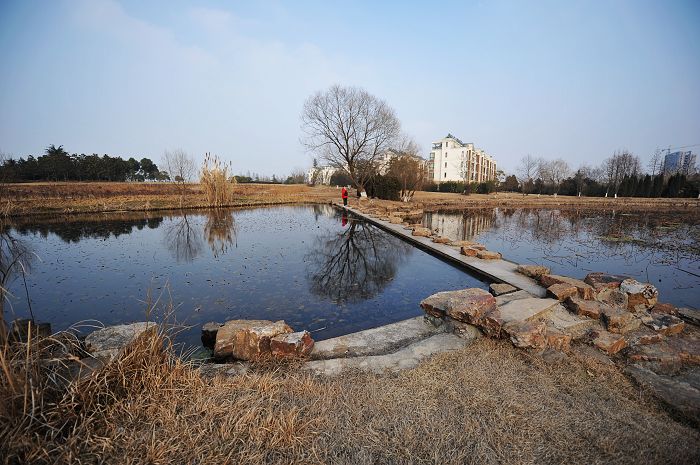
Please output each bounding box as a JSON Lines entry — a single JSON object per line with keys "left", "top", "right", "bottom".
{"left": 420, "top": 288, "right": 496, "bottom": 325}
{"left": 619, "top": 278, "right": 658, "bottom": 310}
{"left": 600, "top": 306, "right": 640, "bottom": 334}
{"left": 642, "top": 312, "right": 685, "bottom": 336}
{"left": 546, "top": 328, "right": 572, "bottom": 352}
{"left": 539, "top": 275, "right": 594, "bottom": 300}
{"left": 565, "top": 296, "right": 602, "bottom": 319}
{"left": 592, "top": 330, "right": 627, "bottom": 355}
{"left": 198, "top": 362, "right": 249, "bottom": 379}
{"left": 498, "top": 297, "right": 560, "bottom": 324}
{"left": 201, "top": 322, "right": 223, "bottom": 349}
{"left": 583, "top": 272, "right": 631, "bottom": 290}
{"left": 625, "top": 328, "right": 665, "bottom": 347}
{"left": 270, "top": 331, "right": 314, "bottom": 357}
{"left": 547, "top": 283, "right": 578, "bottom": 301}
{"left": 476, "top": 250, "right": 501, "bottom": 260}
{"left": 678, "top": 307, "right": 700, "bottom": 326}
{"left": 85, "top": 322, "right": 156, "bottom": 360}
{"left": 9, "top": 319, "right": 52, "bottom": 343}
{"left": 489, "top": 283, "right": 517, "bottom": 296}
{"left": 431, "top": 236, "right": 451, "bottom": 244}
{"left": 504, "top": 321, "right": 547, "bottom": 349}
{"left": 388, "top": 216, "right": 403, "bottom": 224}
{"left": 543, "top": 304, "right": 601, "bottom": 339}
{"left": 595, "top": 288, "right": 629, "bottom": 308}
{"left": 625, "top": 364, "right": 700, "bottom": 426}
{"left": 480, "top": 309, "right": 505, "bottom": 338}
{"left": 460, "top": 246, "right": 479, "bottom": 257}
{"left": 411, "top": 227, "right": 432, "bottom": 237}
{"left": 495, "top": 290, "right": 533, "bottom": 307}
{"left": 213, "top": 319, "right": 293, "bottom": 361}
{"left": 515, "top": 264, "right": 550, "bottom": 279}
{"left": 651, "top": 303, "right": 678, "bottom": 316}
{"left": 443, "top": 317, "right": 482, "bottom": 339}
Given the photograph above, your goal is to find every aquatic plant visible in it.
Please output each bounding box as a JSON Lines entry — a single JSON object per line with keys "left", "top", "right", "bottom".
{"left": 200, "top": 153, "right": 236, "bottom": 208}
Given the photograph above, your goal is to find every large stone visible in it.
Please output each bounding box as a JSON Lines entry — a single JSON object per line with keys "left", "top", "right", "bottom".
{"left": 270, "top": 331, "right": 314, "bottom": 357}
{"left": 546, "top": 328, "right": 572, "bottom": 352}
{"left": 489, "top": 283, "right": 517, "bottom": 296}
{"left": 201, "top": 322, "right": 223, "bottom": 349}
{"left": 625, "top": 327, "right": 665, "bottom": 347}
{"left": 565, "top": 296, "right": 602, "bottom": 319}
{"left": 539, "top": 275, "right": 594, "bottom": 300}
{"left": 495, "top": 290, "right": 533, "bottom": 307}
{"left": 543, "top": 304, "right": 601, "bottom": 339}
{"left": 480, "top": 309, "right": 505, "bottom": 338}
{"left": 600, "top": 306, "right": 639, "bottom": 334}
{"left": 460, "top": 246, "right": 479, "bottom": 257}
{"left": 504, "top": 321, "right": 547, "bottom": 349}
{"left": 431, "top": 236, "right": 452, "bottom": 244}
{"left": 642, "top": 312, "right": 685, "bottom": 336}
{"left": 214, "top": 319, "right": 293, "bottom": 361}
{"left": 651, "top": 303, "right": 679, "bottom": 316}
{"left": 583, "top": 272, "right": 631, "bottom": 290}
{"left": 678, "top": 307, "right": 700, "bottom": 326}
{"left": 411, "top": 227, "right": 432, "bottom": 237}
{"left": 476, "top": 250, "right": 502, "bottom": 260}
{"left": 516, "top": 264, "right": 550, "bottom": 279}
{"left": 85, "top": 322, "right": 156, "bottom": 360}
{"left": 498, "top": 297, "right": 560, "bottom": 324}
{"left": 620, "top": 278, "right": 658, "bottom": 310}
{"left": 625, "top": 364, "right": 700, "bottom": 426}
{"left": 388, "top": 216, "right": 403, "bottom": 224}
{"left": 595, "top": 288, "right": 629, "bottom": 308}
{"left": 547, "top": 283, "right": 578, "bottom": 301}
{"left": 420, "top": 289, "right": 496, "bottom": 324}
{"left": 592, "top": 330, "right": 627, "bottom": 355}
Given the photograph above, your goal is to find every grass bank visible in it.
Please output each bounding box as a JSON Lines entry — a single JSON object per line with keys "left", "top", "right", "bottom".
{"left": 2, "top": 326, "right": 698, "bottom": 464}
{"left": 2, "top": 182, "right": 698, "bottom": 218}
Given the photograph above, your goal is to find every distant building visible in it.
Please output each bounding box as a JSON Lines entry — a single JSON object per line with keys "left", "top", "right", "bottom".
{"left": 663, "top": 150, "right": 696, "bottom": 176}
{"left": 377, "top": 148, "right": 426, "bottom": 175}
{"left": 306, "top": 165, "right": 336, "bottom": 185}
{"left": 427, "top": 134, "right": 497, "bottom": 183}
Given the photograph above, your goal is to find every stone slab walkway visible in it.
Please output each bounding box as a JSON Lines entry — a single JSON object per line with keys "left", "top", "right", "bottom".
{"left": 339, "top": 204, "right": 547, "bottom": 297}
{"left": 304, "top": 332, "right": 475, "bottom": 376}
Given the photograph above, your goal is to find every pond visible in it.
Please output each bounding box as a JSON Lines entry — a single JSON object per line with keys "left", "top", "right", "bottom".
{"left": 1, "top": 205, "right": 487, "bottom": 346}
{"left": 423, "top": 208, "right": 699, "bottom": 309}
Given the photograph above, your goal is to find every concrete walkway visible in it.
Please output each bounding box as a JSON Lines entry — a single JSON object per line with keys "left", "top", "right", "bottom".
{"left": 338, "top": 204, "right": 547, "bottom": 297}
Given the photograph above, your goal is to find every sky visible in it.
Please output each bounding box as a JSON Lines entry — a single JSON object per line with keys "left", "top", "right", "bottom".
{"left": 1, "top": 0, "right": 699, "bottom": 176}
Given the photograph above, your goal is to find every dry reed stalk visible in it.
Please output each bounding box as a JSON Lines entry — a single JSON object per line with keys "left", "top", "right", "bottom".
{"left": 200, "top": 153, "right": 236, "bottom": 208}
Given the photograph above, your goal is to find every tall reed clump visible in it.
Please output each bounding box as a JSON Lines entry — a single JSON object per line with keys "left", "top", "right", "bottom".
{"left": 200, "top": 152, "right": 236, "bottom": 207}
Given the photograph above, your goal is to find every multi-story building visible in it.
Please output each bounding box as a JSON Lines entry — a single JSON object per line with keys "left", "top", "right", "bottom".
{"left": 306, "top": 165, "right": 336, "bottom": 185}
{"left": 377, "top": 148, "right": 426, "bottom": 175}
{"left": 427, "top": 134, "right": 497, "bottom": 183}
{"left": 663, "top": 150, "right": 696, "bottom": 176}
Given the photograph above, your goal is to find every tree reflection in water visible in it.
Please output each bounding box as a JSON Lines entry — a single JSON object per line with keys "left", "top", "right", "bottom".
{"left": 204, "top": 209, "right": 237, "bottom": 258}
{"left": 306, "top": 215, "right": 413, "bottom": 303}
{"left": 0, "top": 221, "right": 34, "bottom": 336}
{"left": 164, "top": 210, "right": 238, "bottom": 262}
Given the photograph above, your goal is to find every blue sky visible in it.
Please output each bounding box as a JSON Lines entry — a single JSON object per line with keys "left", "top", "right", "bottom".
{"left": 1, "top": 0, "right": 698, "bottom": 175}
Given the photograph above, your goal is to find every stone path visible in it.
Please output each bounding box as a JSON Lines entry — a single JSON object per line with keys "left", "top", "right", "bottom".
{"left": 339, "top": 204, "right": 547, "bottom": 297}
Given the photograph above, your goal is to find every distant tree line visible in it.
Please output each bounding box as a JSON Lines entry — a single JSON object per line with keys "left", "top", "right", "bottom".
{"left": 505, "top": 151, "right": 700, "bottom": 198}
{"left": 0, "top": 145, "right": 169, "bottom": 182}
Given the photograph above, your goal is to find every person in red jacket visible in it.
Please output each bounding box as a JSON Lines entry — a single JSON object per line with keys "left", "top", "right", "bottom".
{"left": 341, "top": 186, "right": 348, "bottom": 206}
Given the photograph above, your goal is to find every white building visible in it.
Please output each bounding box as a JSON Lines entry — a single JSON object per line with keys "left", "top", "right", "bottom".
{"left": 427, "top": 134, "right": 497, "bottom": 183}
{"left": 306, "top": 165, "right": 336, "bottom": 185}
{"left": 377, "top": 148, "right": 426, "bottom": 175}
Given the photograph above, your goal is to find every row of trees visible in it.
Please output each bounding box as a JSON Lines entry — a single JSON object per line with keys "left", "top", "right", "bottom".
{"left": 512, "top": 151, "right": 699, "bottom": 198}
{"left": 0, "top": 145, "right": 167, "bottom": 182}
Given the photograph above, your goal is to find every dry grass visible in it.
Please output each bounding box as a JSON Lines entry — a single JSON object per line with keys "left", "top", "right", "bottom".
{"left": 2, "top": 325, "right": 698, "bottom": 465}
{"left": 200, "top": 153, "right": 236, "bottom": 207}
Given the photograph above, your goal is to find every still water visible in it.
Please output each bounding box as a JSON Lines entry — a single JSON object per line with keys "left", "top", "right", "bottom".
{"left": 2, "top": 205, "right": 486, "bottom": 345}
{"left": 423, "top": 208, "right": 699, "bottom": 309}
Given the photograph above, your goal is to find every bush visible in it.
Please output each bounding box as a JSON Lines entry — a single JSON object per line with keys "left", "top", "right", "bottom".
{"left": 367, "top": 175, "right": 401, "bottom": 201}
{"left": 423, "top": 181, "right": 468, "bottom": 193}
{"left": 476, "top": 181, "right": 496, "bottom": 194}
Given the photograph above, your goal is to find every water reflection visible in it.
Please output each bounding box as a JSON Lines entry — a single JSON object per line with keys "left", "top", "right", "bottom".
{"left": 306, "top": 216, "right": 413, "bottom": 303}
{"left": 423, "top": 208, "right": 699, "bottom": 307}
{"left": 163, "top": 214, "right": 203, "bottom": 263}
{"left": 204, "top": 209, "right": 237, "bottom": 258}
{"left": 0, "top": 220, "right": 34, "bottom": 333}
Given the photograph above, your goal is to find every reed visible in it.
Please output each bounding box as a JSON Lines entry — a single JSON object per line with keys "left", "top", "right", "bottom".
{"left": 200, "top": 153, "right": 236, "bottom": 207}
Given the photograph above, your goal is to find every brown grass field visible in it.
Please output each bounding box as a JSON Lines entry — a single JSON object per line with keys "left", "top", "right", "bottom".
{"left": 1, "top": 181, "right": 699, "bottom": 217}
{"left": 2, "top": 326, "right": 698, "bottom": 465}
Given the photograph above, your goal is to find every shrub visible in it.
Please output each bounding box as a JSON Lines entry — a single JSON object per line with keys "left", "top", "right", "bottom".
{"left": 367, "top": 175, "right": 401, "bottom": 201}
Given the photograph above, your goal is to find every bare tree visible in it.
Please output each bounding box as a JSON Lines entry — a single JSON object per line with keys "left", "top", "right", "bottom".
{"left": 301, "top": 85, "right": 401, "bottom": 194}
{"left": 162, "top": 149, "right": 196, "bottom": 207}
{"left": 543, "top": 158, "right": 571, "bottom": 194}
{"left": 517, "top": 154, "right": 539, "bottom": 194}
{"left": 603, "top": 150, "right": 642, "bottom": 196}
{"left": 648, "top": 148, "right": 664, "bottom": 177}
{"left": 387, "top": 137, "right": 426, "bottom": 202}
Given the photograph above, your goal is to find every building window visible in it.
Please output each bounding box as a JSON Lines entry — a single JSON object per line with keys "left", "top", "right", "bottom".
{"left": 444, "top": 162, "right": 447, "bottom": 168}
{"left": 444, "top": 173, "right": 447, "bottom": 179}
